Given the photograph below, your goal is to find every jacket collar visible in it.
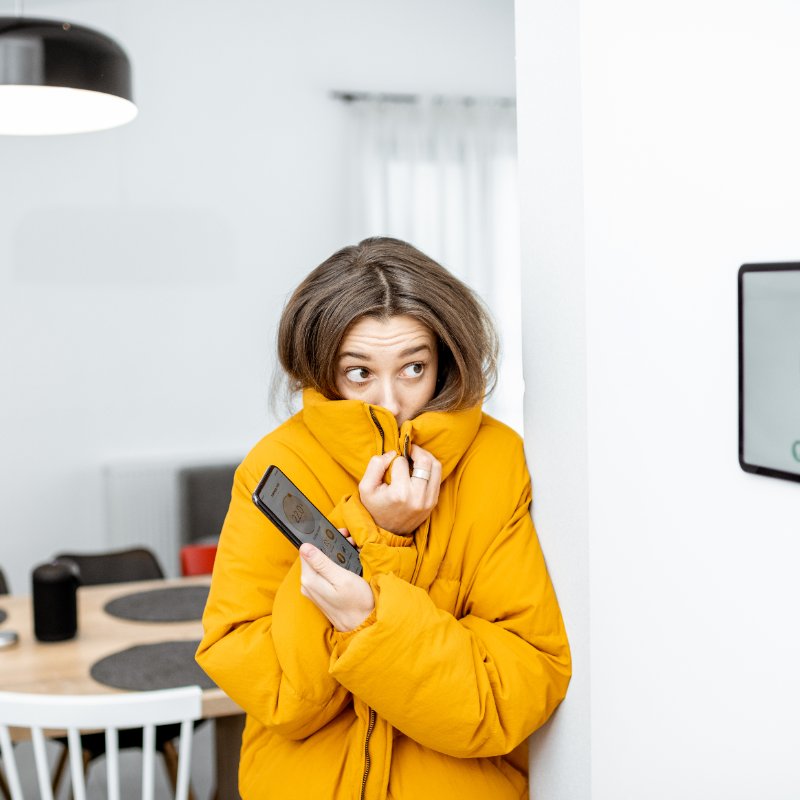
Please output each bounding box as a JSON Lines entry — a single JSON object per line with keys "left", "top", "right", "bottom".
{"left": 301, "top": 388, "right": 483, "bottom": 482}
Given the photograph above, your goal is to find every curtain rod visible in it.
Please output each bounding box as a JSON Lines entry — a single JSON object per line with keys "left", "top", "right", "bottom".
{"left": 331, "top": 91, "right": 515, "bottom": 107}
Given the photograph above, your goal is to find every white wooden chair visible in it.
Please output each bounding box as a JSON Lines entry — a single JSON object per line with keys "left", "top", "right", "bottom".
{"left": 0, "top": 686, "right": 202, "bottom": 800}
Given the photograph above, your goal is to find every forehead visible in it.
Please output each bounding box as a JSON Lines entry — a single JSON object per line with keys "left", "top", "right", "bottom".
{"left": 338, "top": 315, "right": 435, "bottom": 357}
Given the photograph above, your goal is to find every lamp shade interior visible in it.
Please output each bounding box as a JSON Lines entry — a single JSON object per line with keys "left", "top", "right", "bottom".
{"left": 0, "top": 85, "right": 137, "bottom": 134}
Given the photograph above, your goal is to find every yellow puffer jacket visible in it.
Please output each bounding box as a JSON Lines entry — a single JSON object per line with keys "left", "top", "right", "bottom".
{"left": 196, "top": 389, "right": 571, "bottom": 800}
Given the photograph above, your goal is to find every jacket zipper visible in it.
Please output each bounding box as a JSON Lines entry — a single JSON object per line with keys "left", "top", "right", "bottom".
{"left": 368, "top": 407, "right": 385, "bottom": 454}
{"left": 359, "top": 416, "right": 401, "bottom": 796}
{"left": 361, "top": 411, "right": 380, "bottom": 799}
{"left": 360, "top": 707, "right": 377, "bottom": 800}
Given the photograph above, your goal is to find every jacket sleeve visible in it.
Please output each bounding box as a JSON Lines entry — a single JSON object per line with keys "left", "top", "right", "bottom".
{"left": 195, "top": 455, "right": 351, "bottom": 740}
{"left": 327, "top": 478, "right": 571, "bottom": 759}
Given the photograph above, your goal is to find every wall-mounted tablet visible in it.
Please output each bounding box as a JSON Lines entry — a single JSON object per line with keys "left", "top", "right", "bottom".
{"left": 738, "top": 263, "right": 800, "bottom": 483}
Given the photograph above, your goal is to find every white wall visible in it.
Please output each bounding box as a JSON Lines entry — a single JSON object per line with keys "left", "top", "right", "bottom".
{"left": 0, "top": 0, "right": 515, "bottom": 592}
{"left": 515, "top": 2, "right": 591, "bottom": 798}
{"left": 517, "top": 1, "right": 800, "bottom": 798}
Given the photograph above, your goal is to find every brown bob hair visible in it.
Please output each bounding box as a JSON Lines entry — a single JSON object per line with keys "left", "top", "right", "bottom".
{"left": 277, "top": 237, "right": 498, "bottom": 413}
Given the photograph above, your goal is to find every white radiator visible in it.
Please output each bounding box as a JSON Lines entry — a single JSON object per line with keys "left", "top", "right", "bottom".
{"left": 103, "top": 459, "right": 182, "bottom": 577}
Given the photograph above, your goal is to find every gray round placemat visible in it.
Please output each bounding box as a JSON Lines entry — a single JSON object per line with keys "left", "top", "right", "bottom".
{"left": 90, "top": 640, "right": 216, "bottom": 691}
{"left": 104, "top": 586, "right": 209, "bottom": 622}
{"left": 0, "top": 609, "right": 6, "bottom": 624}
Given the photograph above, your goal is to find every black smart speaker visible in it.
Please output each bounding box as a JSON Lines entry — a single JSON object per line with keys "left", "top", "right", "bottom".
{"left": 31, "top": 561, "right": 79, "bottom": 642}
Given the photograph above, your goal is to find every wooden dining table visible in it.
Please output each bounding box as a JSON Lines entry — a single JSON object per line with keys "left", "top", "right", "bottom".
{"left": 0, "top": 575, "right": 244, "bottom": 799}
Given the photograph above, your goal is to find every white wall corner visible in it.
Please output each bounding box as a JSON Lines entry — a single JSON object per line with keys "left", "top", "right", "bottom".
{"left": 515, "top": 0, "right": 590, "bottom": 798}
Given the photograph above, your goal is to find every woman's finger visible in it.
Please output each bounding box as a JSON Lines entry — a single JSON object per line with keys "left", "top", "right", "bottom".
{"left": 425, "top": 455, "right": 443, "bottom": 507}
{"left": 409, "top": 443, "right": 437, "bottom": 500}
{"left": 299, "top": 559, "right": 323, "bottom": 600}
{"left": 389, "top": 451, "right": 412, "bottom": 490}
{"left": 359, "top": 452, "right": 395, "bottom": 492}
{"left": 409, "top": 443, "right": 434, "bottom": 471}
{"left": 299, "top": 543, "right": 341, "bottom": 587}
{"left": 299, "top": 558, "right": 339, "bottom": 608}
{"left": 336, "top": 527, "right": 357, "bottom": 547}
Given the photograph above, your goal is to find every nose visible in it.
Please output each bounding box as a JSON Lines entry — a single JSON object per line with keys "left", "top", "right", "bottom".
{"left": 376, "top": 379, "right": 401, "bottom": 418}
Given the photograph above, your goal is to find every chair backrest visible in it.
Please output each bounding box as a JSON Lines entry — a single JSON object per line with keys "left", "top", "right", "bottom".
{"left": 0, "top": 568, "right": 8, "bottom": 596}
{"left": 52, "top": 548, "right": 165, "bottom": 586}
{"left": 179, "top": 544, "right": 218, "bottom": 577}
{"left": 177, "top": 464, "right": 237, "bottom": 545}
{"left": 0, "top": 686, "right": 202, "bottom": 800}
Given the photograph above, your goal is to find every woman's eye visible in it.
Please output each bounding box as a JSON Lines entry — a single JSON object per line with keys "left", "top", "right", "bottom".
{"left": 345, "top": 367, "right": 370, "bottom": 384}
{"left": 402, "top": 362, "right": 425, "bottom": 378}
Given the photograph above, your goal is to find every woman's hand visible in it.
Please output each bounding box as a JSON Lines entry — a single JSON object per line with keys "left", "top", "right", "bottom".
{"left": 299, "top": 534, "right": 374, "bottom": 632}
{"left": 358, "top": 444, "right": 442, "bottom": 535}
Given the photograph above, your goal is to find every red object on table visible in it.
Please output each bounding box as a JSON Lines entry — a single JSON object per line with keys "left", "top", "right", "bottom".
{"left": 180, "top": 544, "right": 218, "bottom": 576}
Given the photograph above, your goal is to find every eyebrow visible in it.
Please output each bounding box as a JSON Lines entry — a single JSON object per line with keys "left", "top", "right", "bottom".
{"left": 338, "top": 344, "right": 432, "bottom": 361}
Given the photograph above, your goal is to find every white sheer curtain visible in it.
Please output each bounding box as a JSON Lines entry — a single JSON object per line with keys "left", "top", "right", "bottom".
{"left": 343, "top": 97, "right": 523, "bottom": 432}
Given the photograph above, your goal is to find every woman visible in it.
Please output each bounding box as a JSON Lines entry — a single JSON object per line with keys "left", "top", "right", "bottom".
{"left": 196, "top": 237, "right": 570, "bottom": 800}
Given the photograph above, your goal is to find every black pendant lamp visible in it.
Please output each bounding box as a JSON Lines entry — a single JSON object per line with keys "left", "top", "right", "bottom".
{"left": 0, "top": 16, "right": 136, "bottom": 135}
